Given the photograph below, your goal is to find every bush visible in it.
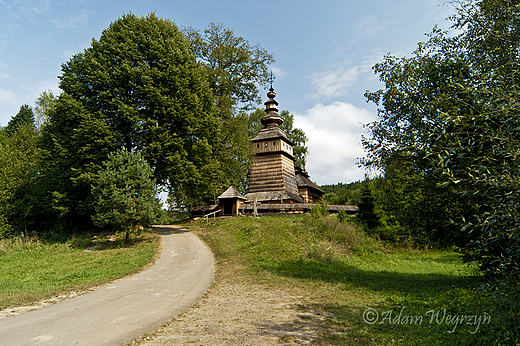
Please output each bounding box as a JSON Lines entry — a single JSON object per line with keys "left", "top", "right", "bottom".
{"left": 309, "top": 202, "right": 329, "bottom": 218}
{"left": 337, "top": 209, "right": 349, "bottom": 223}
{"left": 0, "top": 217, "right": 13, "bottom": 239}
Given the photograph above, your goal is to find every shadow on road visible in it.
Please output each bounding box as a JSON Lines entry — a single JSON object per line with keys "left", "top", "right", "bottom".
{"left": 152, "top": 225, "right": 190, "bottom": 235}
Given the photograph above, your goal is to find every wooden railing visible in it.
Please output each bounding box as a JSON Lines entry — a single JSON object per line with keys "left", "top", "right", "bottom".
{"left": 203, "top": 209, "right": 220, "bottom": 223}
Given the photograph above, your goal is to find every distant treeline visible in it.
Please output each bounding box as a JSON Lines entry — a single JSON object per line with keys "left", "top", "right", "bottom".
{"left": 321, "top": 181, "right": 364, "bottom": 206}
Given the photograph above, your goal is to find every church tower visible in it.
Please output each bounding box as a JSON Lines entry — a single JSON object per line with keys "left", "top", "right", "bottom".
{"left": 245, "top": 87, "right": 304, "bottom": 203}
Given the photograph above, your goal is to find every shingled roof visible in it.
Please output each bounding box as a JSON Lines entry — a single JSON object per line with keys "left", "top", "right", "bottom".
{"left": 244, "top": 190, "right": 304, "bottom": 204}
{"left": 217, "top": 186, "right": 246, "bottom": 200}
{"left": 251, "top": 125, "right": 293, "bottom": 144}
{"left": 295, "top": 166, "right": 324, "bottom": 194}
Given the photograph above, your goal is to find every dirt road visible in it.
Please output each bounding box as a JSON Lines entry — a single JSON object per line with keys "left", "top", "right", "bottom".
{"left": 0, "top": 226, "right": 214, "bottom": 346}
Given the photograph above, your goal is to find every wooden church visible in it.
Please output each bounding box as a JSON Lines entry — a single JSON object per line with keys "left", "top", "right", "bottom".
{"left": 245, "top": 86, "right": 319, "bottom": 204}
{"left": 214, "top": 87, "right": 357, "bottom": 216}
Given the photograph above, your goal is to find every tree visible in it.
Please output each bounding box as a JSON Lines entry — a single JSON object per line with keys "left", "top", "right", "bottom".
{"left": 183, "top": 23, "right": 276, "bottom": 194}
{"left": 371, "top": 152, "right": 467, "bottom": 246}
{"left": 249, "top": 108, "right": 309, "bottom": 169}
{"left": 0, "top": 124, "right": 39, "bottom": 237}
{"left": 363, "top": 0, "right": 520, "bottom": 280}
{"left": 183, "top": 23, "right": 275, "bottom": 112}
{"left": 214, "top": 111, "right": 252, "bottom": 193}
{"left": 357, "top": 181, "right": 379, "bottom": 230}
{"left": 361, "top": 24, "right": 476, "bottom": 247}
{"left": 58, "top": 13, "right": 220, "bottom": 209}
{"left": 92, "top": 149, "right": 160, "bottom": 242}
{"left": 279, "top": 110, "right": 309, "bottom": 170}
{"left": 5, "top": 104, "right": 35, "bottom": 136}
{"left": 34, "top": 90, "right": 58, "bottom": 128}
{"left": 430, "top": 0, "right": 520, "bottom": 282}
{"left": 322, "top": 182, "right": 364, "bottom": 206}
{"left": 24, "top": 94, "right": 117, "bottom": 234}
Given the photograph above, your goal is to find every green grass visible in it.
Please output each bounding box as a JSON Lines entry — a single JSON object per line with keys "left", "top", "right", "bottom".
{"left": 190, "top": 215, "right": 503, "bottom": 345}
{"left": 0, "top": 232, "right": 159, "bottom": 310}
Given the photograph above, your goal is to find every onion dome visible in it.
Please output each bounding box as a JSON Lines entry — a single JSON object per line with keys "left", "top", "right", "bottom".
{"left": 261, "top": 87, "right": 283, "bottom": 127}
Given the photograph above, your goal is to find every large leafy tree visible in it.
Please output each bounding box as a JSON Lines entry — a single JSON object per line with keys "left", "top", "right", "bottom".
{"left": 362, "top": 25, "right": 475, "bottom": 247}
{"left": 0, "top": 124, "right": 39, "bottom": 237}
{"left": 363, "top": 0, "right": 520, "bottom": 281}
{"left": 58, "top": 13, "right": 220, "bottom": 209}
{"left": 183, "top": 23, "right": 275, "bottom": 112}
{"left": 34, "top": 90, "right": 58, "bottom": 128}
{"left": 431, "top": 0, "right": 520, "bottom": 282}
{"left": 183, "top": 24, "right": 276, "bottom": 193}
{"left": 27, "top": 94, "right": 116, "bottom": 233}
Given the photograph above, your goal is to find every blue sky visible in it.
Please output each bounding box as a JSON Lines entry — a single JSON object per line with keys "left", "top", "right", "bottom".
{"left": 0, "top": 0, "right": 456, "bottom": 184}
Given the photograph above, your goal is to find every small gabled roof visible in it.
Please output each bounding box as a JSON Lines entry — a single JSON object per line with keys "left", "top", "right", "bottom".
{"left": 218, "top": 186, "right": 246, "bottom": 200}
{"left": 295, "top": 166, "right": 325, "bottom": 195}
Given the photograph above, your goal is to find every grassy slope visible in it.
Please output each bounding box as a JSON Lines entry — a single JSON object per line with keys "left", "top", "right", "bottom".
{"left": 0, "top": 232, "right": 159, "bottom": 310}
{"left": 190, "top": 215, "right": 496, "bottom": 346}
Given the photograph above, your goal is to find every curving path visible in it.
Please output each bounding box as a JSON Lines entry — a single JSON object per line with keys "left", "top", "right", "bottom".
{"left": 0, "top": 226, "right": 214, "bottom": 346}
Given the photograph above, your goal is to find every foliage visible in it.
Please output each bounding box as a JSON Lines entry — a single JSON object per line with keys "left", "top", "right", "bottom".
{"left": 34, "top": 90, "right": 58, "bottom": 128}
{"left": 23, "top": 94, "right": 117, "bottom": 234}
{"left": 429, "top": 0, "right": 520, "bottom": 286}
{"left": 5, "top": 104, "right": 35, "bottom": 136}
{"left": 361, "top": 27, "right": 471, "bottom": 246}
{"left": 278, "top": 110, "right": 309, "bottom": 170}
{"left": 91, "top": 150, "right": 160, "bottom": 239}
{"left": 357, "top": 182, "right": 380, "bottom": 230}
{"left": 59, "top": 13, "right": 220, "bottom": 209}
{"left": 183, "top": 22, "right": 275, "bottom": 112}
{"left": 183, "top": 23, "right": 276, "bottom": 193}
{"left": 248, "top": 108, "right": 309, "bottom": 169}
{"left": 373, "top": 154, "right": 468, "bottom": 247}
{"left": 363, "top": 0, "right": 520, "bottom": 289}
{"left": 215, "top": 111, "right": 252, "bottom": 194}
{"left": 321, "top": 180, "right": 364, "bottom": 206}
{"left": 0, "top": 125, "right": 39, "bottom": 237}
{"left": 309, "top": 202, "right": 330, "bottom": 218}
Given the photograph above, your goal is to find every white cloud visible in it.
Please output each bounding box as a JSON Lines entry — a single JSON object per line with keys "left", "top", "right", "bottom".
{"left": 294, "top": 102, "right": 376, "bottom": 184}
{"left": 0, "top": 77, "right": 60, "bottom": 127}
{"left": 355, "top": 16, "right": 390, "bottom": 38}
{"left": 271, "top": 66, "right": 288, "bottom": 79}
{"left": 52, "top": 10, "right": 89, "bottom": 30}
{"left": 311, "top": 65, "right": 359, "bottom": 99}
{"left": 14, "top": 0, "right": 51, "bottom": 18}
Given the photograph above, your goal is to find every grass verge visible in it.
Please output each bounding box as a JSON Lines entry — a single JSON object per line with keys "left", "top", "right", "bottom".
{"left": 0, "top": 231, "right": 160, "bottom": 311}
{"left": 187, "top": 215, "right": 503, "bottom": 345}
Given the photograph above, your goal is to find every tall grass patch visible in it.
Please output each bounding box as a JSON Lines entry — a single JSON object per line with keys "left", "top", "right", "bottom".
{"left": 0, "top": 232, "right": 159, "bottom": 310}
{"left": 191, "top": 215, "right": 502, "bottom": 345}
